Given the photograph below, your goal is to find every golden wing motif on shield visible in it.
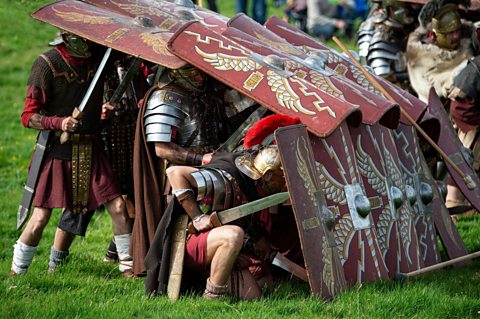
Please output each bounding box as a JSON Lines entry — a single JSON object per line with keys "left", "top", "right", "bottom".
{"left": 267, "top": 71, "right": 316, "bottom": 115}
{"left": 316, "top": 162, "right": 347, "bottom": 205}
{"left": 296, "top": 137, "right": 319, "bottom": 205}
{"left": 195, "top": 47, "right": 262, "bottom": 71}
{"left": 309, "top": 71, "right": 344, "bottom": 99}
{"left": 53, "top": 9, "right": 114, "bottom": 24}
{"left": 140, "top": 33, "right": 174, "bottom": 56}
{"left": 384, "top": 149, "right": 403, "bottom": 188}
{"left": 355, "top": 135, "right": 387, "bottom": 196}
{"left": 334, "top": 215, "right": 355, "bottom": 264}
{"left": 376, "top": 207, "right": 394, "bottom": 258}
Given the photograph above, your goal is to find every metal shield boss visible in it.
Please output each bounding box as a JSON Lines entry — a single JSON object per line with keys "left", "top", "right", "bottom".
{"left": 275, "top": 124, "right": 347, "bottom": 300}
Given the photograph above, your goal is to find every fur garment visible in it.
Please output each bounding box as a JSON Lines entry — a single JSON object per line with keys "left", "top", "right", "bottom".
{"left": 406, "top": 24, "right": 475, "bottom": 102}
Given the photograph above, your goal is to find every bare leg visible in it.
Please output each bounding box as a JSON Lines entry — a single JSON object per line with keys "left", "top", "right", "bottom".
{"left": 12, "top": 207, "right": 52, "bottom": 274}
{"left": 104, "top": 196, "right": 133, "bottom": 275}
{"left": 206, "top": 225, "right": 244, "bottom": 285}
{"left": 166, "top": 166, "right": 198, "bottom": 191}
{"left": 445, "top": 185, "right": 468, "bottom": 208}
{"left": 20, "top": 207, "right": 52, "bottom": 246}
{"left": 105, "top": 196, "right": 133, "bottom": 235}
{"left": 53, "top": 228, "right": 75, "bottom": 251}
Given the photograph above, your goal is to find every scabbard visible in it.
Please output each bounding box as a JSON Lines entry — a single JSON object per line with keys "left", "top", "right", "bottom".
{"left": 17, "top": 130, "right": 51, "bottom": 230}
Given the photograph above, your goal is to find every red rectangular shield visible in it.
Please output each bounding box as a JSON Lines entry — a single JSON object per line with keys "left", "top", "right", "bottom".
{"left": 275, "top": 124, "right": 347, "bottom": 300}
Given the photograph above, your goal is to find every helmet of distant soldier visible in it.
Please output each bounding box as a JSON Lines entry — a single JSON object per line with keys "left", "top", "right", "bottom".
{"left": 432, "top": 4, "right": 462, "bottom": 50}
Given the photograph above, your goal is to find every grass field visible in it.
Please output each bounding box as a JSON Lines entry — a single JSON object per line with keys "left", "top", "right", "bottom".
{"left": 0, "top": 0, "right": 479, "bottom": 318}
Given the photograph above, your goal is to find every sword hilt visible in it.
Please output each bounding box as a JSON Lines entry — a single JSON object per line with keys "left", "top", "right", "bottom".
{"left": 186, "top": 212, "right": 222, "bottom": 234}
{"left": 60, "top": 107, "right": 83, "bottom": 144}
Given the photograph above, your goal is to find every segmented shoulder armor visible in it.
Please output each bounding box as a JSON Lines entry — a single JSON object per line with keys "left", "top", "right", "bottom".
{"left": 357, "top": 10, "right": 411, "bottom": 82}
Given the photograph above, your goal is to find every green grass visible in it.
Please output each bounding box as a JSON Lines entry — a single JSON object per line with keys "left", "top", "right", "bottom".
{"left": 1, "top": 1, "right": 479, "bottom": 318}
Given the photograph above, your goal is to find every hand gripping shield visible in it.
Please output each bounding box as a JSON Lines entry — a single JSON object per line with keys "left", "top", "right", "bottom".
{"left": 275, "top": 124, "right": 347, "bottom": 300}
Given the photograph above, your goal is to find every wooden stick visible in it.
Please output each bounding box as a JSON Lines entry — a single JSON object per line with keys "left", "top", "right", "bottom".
{"left": 396, "top": 251, "right": 480, "bottom": 281}
{"left": 198, "top": 0, "right": 204, "bottom": 8}
{"left": 331, "top": 36, "right": 470, "bottom": 184}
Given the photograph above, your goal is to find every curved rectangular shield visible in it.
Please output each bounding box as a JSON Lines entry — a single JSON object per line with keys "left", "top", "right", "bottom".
{"left": 167, "top": 20, "right": 361, "bottom": 137}
{"left": 275, "top": 124, "right": 347, "bottom": 300}
{"left": 309, "top": 122, "right": 390, "bottom": 284}
{"left": 393, "top": 124, "right": 442, "bottom": 267}
{"left": 222, "top": 25, "right": 400, "bottom": 129}
{"left": 32, "top": 0, "right": 186, "bottom": 69}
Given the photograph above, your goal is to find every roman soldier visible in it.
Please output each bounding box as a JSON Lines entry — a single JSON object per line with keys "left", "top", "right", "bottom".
{"left": 131, "top": 64, "right": 233, "bottom": 276}
{"left": 406, "top": 1, "right": 478, "bottom": 102}
{"left": 12, "top": 31, "right": 133, "bottom": 276}
{"left": 144, "top": 114, "right": 299, "bottom": 299}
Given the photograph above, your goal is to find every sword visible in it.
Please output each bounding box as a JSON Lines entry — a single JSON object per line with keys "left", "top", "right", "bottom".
{"left": 268, "top": 251, "right": 308, "bottom": 282}
{"left": 60, "top": 47, "right": 112, "bottom": 144}
{"left": 109, "top": 57, "right": 141, "bottom": 106}
{"left": 187, "top": 191, "right": 290, "bottom": 233}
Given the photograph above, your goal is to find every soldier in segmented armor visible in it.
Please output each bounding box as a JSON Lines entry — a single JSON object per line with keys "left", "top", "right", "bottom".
{"left": 357, "top": 0, "right": 419, "bottom": 88}
{"left": 11, "top": 32, "right": 133, "bottom": 277}
{"left": 143, "top": 114, "right": 301, "bottom": 300}
{"left": 131, "top": 64, "right": 232, "bottom": 276}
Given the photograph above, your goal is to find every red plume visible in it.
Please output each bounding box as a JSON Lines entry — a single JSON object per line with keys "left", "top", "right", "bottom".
{"left": 244, "top": 114, "right": 301, "bottom": 149}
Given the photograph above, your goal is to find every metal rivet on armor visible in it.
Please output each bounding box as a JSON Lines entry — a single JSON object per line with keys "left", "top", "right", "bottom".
{"left": 390, "top": 186, "right": 404, "bottom": 209}
{"left": 419, "top": 182, "right": 434, "bottom": 205}
{"left": 354, "top": 194, "right": 371, "bottom": 218}
{"left": 405, "top": 185, "right": 417, "bottom": 206}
